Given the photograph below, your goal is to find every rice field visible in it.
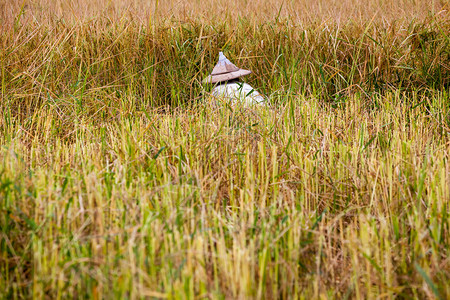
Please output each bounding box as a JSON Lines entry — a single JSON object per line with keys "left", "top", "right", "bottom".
{"left": 1, "top": 0, "right": 449, "bottom": 299}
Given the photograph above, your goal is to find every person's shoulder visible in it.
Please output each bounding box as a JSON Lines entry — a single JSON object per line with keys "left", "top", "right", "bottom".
{"left": 212, "top": 82, "right": 241, "bottom": 92}
{"left": 241, "top": 82, "right": 255, "bottom": 89}
{"left": 225, "top": 82, "right": 255, "bottom": 91}
{"left": 212, "top": 82, "right": 261, "bottom": 96}
{"left": 240, "top": 83, "right": 262, "bottom": 95}
{"left": 224, "top": 82, "right": 243, "bottom": 89}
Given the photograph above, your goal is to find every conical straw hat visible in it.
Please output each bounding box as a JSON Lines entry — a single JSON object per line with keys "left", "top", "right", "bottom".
{"left": 203, "top": 52, "right": 252, "bottom": 84}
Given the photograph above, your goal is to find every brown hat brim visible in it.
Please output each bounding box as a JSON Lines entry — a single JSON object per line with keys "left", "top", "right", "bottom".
{"left": 203, "top": 69, "right": 251, "bottom": 84}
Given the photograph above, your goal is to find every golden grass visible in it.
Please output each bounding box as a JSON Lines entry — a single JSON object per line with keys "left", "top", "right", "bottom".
{"left": 2, "top": 94, "right": 449, "bottom": 298}
{"left": 1, "top": 0, "right": 448, "bottom": 27}
{"left": 1, "top": 0, "right": 449, "bottom": 299}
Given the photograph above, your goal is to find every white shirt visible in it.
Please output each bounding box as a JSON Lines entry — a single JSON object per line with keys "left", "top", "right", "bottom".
{"left": 211, "top": 82, "right": 266, "bottom": 106}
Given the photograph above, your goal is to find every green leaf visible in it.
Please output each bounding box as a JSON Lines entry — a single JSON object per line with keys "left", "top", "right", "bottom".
{"left": 414, "top": 263, "right": 442, "bottom": 300}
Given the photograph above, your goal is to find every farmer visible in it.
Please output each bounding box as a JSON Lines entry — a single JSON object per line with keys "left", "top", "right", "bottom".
{"left": 204, "top": 52, "right": 265, "bottom": 106}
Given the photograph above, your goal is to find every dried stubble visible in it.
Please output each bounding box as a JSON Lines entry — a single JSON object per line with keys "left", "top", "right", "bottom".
{"left": 1, "top": 0, "right": 450, "bottom": 299}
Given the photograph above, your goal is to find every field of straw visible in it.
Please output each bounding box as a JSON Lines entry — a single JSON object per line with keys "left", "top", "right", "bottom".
{"left": 1, "top": 0, "right": 449, "bottom": 298}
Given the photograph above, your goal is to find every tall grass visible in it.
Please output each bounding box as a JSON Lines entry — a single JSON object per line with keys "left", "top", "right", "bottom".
{"left": 1, "top": 0, "right": 449, "bottom": 298}
{"left": 2, "top": 0, "right": 449, "bottom": 111}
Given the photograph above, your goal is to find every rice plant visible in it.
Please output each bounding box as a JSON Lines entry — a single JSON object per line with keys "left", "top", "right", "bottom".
{"left": 1, "top": 0, "right": 449, "bottom": 298}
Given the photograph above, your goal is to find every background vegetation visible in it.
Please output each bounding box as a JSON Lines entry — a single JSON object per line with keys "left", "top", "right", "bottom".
{"left": 1, "top": 0, "right": 449, "bottom": 298}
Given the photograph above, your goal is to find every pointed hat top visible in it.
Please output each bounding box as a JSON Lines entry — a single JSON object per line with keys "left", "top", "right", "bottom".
{"left": 204, "top": 52, "right": 252, "bottom": 84}
{"left": 211, "top": 52, "right": 240, "bottom": 75}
